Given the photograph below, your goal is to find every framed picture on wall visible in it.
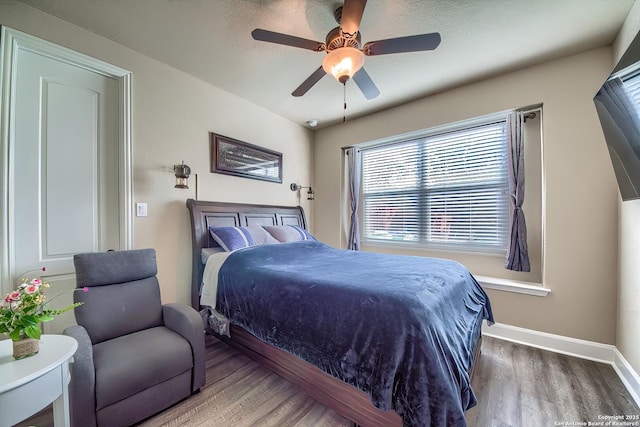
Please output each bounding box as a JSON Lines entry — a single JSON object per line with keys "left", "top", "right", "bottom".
{"left": 210, "top": 132, "right": 283, "bottom": 183}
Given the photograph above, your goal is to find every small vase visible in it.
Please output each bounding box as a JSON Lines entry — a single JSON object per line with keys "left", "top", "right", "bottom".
{"left": 12, "top": 337, "right": 40, "bottom": 359}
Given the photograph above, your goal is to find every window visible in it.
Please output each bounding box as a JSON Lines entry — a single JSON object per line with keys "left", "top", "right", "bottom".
{"left": 361, "top": 117, "right": 509, "bottom": 253}
{"left": 620, "top": 69, "right": 640, "bottom": 110}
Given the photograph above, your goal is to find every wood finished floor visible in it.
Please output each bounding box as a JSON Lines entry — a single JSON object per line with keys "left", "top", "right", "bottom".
{"left": 466, "top": 336, "right": 639, "bottom": 427}
{"left": 17, "top": 335, "right": 640, "bottom": 427}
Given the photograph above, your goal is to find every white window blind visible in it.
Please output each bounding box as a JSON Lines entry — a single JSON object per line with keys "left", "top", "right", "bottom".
{"left": 361, "top": 119, "right": 509, "bottom": 252}
{"left": 621, "top": 71, "right": 640, "bottom": 111}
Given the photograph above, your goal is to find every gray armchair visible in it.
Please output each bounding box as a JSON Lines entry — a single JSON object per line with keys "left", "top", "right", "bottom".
{"left": 63, "top": 249, "right": 205, "bottom": 427}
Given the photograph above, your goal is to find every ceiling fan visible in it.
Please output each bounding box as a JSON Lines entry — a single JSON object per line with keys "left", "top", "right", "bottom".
{"left": 251, "top": 0, "right": 441, "bottom": 100}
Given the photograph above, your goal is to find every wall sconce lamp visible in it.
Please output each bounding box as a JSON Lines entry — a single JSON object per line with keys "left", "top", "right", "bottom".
{"left": 173, "top": 161, "right": 199, "bottom": 200}
{"left": 173, "top": 161, "right": 191, "bottom": 189}
{"left": 290, "top": 183, "right": 315, "bottom": 200}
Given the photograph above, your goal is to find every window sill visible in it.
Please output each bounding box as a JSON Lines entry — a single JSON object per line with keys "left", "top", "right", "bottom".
{"left": 362, "top": 241, "right": 505, "bottom": 257}
{"left": 475, "top": 275, "right": 551, "bottom": 297}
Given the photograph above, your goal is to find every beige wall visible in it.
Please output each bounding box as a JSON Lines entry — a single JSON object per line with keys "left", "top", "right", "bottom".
{"left": 613, "top": 0, "right": 640, "bottom": 378}
{"left": 0, "top": 2, "right": 313, "bottom": 305}
{"left": 314, "top": 47, "right": 619, "bottom": 344}
{"left": 2, "top": 1, "right": 629, "bottom": 349}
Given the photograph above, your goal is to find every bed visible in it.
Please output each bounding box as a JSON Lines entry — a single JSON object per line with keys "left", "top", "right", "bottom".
{"left": 186, "top": 198, "right": 493, "bottom": 427}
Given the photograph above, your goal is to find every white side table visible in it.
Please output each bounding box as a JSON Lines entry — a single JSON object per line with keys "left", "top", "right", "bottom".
{"left": 0, "top": 334, "right": 78, "bottom": 427}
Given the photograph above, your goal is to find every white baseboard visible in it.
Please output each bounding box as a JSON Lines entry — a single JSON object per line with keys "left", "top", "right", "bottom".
{"left": 613, "top": 349, "right": 640, "bottom": 409}
{"left": 482, "top": 322, "right": 616, "bottom": 363}
{"left": 482, "top": 322, "right": 640, "bottom": 408}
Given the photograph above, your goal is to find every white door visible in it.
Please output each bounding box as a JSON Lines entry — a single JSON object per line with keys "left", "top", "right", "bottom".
{"left": 0, "top": 27, "right": 133, "bottom": 333}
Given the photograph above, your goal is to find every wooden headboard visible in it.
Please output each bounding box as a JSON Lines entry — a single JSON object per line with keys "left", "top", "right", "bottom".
{"left": 186, "top": 199, "right": 307, "bottom": 309}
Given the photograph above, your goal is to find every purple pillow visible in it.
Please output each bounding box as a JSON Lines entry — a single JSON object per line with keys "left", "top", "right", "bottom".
{"left": 209, "top": 227, "right": 254, "bottom": 251}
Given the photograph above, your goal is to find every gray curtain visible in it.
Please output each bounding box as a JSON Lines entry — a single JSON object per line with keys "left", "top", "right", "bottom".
{"left": 505, "top": 111, "right": 530, "bottom": 272}
{"left": 346, "top": 147, "right": 361, "bottom": 250}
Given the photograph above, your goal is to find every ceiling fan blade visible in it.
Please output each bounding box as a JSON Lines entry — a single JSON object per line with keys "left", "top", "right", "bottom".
{"left": 353, "top": 68, "right": 379, "bottom": 100}
{"left": 340, "top": 0, "right": 367, "bottom": 39}
{"left": 292, "top": 66, "right": 326, "bottom": 97}
{"left": 363, "top": 32, "right": 441, "bottom": 56}
{"left": 252, "top": 29, "right": 325, "bottom": 51}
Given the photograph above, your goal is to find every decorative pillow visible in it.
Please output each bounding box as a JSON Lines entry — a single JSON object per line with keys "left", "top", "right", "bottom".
{"left": 209, "top": 227, "right": 254, "bottom": 251}
{"left": 244, "top": 226, "right": 279, "bottom": 245}
{"left": 263, "top": 225, "right": 317, "bottom": 243}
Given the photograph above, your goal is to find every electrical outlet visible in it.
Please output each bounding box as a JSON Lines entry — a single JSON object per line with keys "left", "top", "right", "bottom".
{"left": 136, "top": 202, "right": 148, "bottom": 217}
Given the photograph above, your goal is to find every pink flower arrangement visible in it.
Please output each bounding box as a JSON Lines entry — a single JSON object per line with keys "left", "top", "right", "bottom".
{"left": 0, "top": 268, "right": 87, "bottom": 341}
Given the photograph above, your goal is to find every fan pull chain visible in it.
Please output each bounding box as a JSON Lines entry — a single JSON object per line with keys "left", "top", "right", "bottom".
{"left": 343, "top": 82, "right": 347, "bottom": 123}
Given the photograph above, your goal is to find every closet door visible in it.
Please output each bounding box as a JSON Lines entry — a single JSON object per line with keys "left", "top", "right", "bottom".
{"left": 13, "top": 48, "right": 120, "bottom": 277}
{"left": 1, "top": 27, "right": 132, "bottom": 332}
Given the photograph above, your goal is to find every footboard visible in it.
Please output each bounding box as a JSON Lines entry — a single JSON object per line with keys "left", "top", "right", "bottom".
{"left": 219, "top": 324, "right": 403, "bottom": 427}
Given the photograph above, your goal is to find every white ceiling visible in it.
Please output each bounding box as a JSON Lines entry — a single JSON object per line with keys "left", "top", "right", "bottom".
{"left": 18, "top": 0, "right": 635, "bottom": 128}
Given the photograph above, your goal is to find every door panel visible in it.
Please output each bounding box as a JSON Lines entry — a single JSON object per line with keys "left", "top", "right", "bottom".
{"left": 1, "top": 27, "right": 132, "bottom": 334}
{"left": 6, "top": 39, "right": 125, "bottom": 333}
{"left": 45, "top": 81, "right": 99, "bottom": 256}
{"left": 13, "top": 49, "right": 120, "bottom": 279}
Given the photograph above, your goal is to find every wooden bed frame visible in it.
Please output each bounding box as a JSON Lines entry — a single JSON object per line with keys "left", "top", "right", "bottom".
{"left": 186, "top": 198, "right": 481, "bottom": 427}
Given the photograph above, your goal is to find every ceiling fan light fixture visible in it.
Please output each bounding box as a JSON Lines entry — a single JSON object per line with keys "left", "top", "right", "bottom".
{"left": 322, "top": 47, "right": 365, "bottom": 83}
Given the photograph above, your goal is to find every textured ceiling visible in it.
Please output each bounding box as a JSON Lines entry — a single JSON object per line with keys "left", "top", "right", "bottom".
{"left": 18, "top": 0, "right": 635, "bottom": 128}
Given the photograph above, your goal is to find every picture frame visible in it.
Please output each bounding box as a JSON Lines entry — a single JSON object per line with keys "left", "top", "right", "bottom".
{"left": 210, "top": 132, "right": 283, "bottom": 183}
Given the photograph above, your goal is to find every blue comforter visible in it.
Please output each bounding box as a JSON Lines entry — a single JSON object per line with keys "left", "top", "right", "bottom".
{"left": 216, "top": 241, "right": 493, "bottom": 426}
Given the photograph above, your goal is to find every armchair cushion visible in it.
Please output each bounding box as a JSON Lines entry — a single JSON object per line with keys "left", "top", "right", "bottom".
{"left": 73, "top": 249, "right": 163, "bottom": 344}
{"left": 74, "top": 248, "right": 158, "bottom": 286}
{"left": 93, "top": 326, "right": 193, "bottom": 410}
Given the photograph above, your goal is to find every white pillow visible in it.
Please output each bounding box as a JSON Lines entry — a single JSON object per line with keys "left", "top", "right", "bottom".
{"left": 245, "top": 226, "right": 279, "bottom": 245}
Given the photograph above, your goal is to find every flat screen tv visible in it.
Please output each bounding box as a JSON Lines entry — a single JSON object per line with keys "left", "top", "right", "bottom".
{"left": 594, "top": 30, "right": 640, "bottom": 201}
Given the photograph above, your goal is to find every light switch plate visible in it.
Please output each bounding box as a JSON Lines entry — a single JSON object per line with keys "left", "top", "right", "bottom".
{"left": 136, "top": 202, "right": 148, "bottom": 217}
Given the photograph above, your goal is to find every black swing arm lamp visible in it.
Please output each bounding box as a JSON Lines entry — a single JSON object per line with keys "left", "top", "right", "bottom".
{"left": 290, "top": 183, "right": 315, "bottom": 200}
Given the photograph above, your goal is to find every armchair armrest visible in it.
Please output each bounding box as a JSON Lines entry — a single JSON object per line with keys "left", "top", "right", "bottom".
{"left": 163, "top": 303, "right": 206, "bottom": 392}
{"left": 63, "top": 325, "right": 97, "bottom": 427}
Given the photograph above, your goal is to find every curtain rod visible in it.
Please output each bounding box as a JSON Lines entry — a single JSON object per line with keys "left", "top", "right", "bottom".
{"left": 521, "top": 107, "right": 541, "bottom": 122}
